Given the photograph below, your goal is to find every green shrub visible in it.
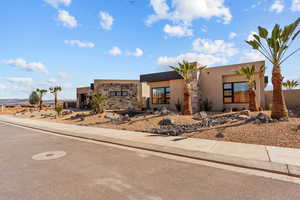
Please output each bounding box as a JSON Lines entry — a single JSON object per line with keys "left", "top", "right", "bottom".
{"left": 175, "top": 99, "right": 182, "bottom": 112}
{"left": 199, "top": 98, "right": 212, "bottom": 111}
{"left": 55, "top": 105, "right": 63, "bottom": 116}
{"left": 91, "top": 93, "right": 106, "bottom": 114}
{"left": 29, "top": 91, "right": 40, "bottom": 106}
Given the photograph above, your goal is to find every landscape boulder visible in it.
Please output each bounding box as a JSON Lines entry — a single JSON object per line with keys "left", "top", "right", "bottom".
{"left": 159, "top": 117, "right": 174, "bottom": 126}
{"left": 193, "top": 111, "right": 208, "bottom": 120}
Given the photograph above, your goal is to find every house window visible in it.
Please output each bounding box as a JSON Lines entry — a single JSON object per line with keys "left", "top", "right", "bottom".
{"left": 152, "top": 87, "right": 170, "bottom": 104}
{"left": 109, "top": 91, "right": 129, "bottom": 97}
{"left": 223, "top": 82, "right": 249, "bottom": 103}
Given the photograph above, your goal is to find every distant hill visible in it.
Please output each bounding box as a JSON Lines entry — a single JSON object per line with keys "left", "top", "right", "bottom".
{"left": 0, "top": 99, "right": 75, "bottom": 106}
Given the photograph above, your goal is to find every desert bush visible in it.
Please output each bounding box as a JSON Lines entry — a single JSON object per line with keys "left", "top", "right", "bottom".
{"left": 199, "top": 98, "right": 212, "bottom": 111}
{"left": 175, "top": 99, "right": 182, "bottom": 112}
{"left": 55, "top": 105, "right": 63, "bottom": 116}
{"left": 29, "top": 91, "right": 40, "bottom": 106}
{"left": 91, "top": 93, "right": 106, "bottom": 114}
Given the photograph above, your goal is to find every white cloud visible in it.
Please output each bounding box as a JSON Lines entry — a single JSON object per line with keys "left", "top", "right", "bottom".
{"left": 228, "top": 32, "right": 237, "bottom": 39}
{"left": 163, "top": 24, "right": 193, "bottom": 37}
{"left": 192, "top": 38, "right": 238, "bottom": 57}
{"left": 58, "top": 72, "right": 69, "bottom": 78}
{"left": 99, "top": 11, "right": 114, "bottom": 30}
{"left": 291, "top": 0, "right": 300, "bottom": 11}
{"left": 7, "top": 77, "right": 33, "bottom": 86}
{"left": 146, "top": 0, "right": 232, "bottom": 25}
{"left": 250, "top": 1, "right": 262, "bottom": 9}
{"left": 247, "top": 31, "right": 258, "bottom": 41}
{"left": 108, "top": 46, "right": 122, "bottom": 56}
{"left": 57, "top": 10, "right": 78, "bottom": 28}
{"left": 44, "top": 0, "right": 71, "bottom": 8}
{"left": 269, "top": 0, "right": 284, "bottom": 13}
{"left": 127, "top": 48, "right": 144, "bottom": 57}
{"left": 64, "top": 40, "right": 95, "bottom": 48}
{"left": 0, "top": 84, "right": 6, "bottom": 90}
{"left": 2, "top": 58, "right": 48, "bottom": 74}
{"left": 157, "top": 52, "right": 227, "bottom": 67}
{"left": 47, "top": 78, "right": 57, "bottom": 85}
{"left": 241, "top": 50, "right": 265, "bottom": 62}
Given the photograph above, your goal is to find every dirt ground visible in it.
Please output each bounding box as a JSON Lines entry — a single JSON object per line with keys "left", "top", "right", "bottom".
{"left": 10, "top": 107, "right": 300, "bottom": 149}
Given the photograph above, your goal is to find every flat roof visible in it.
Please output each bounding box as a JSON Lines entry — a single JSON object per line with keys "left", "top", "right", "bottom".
{"left": 140, "top": 61, "right": 265, "bottom": 82}
{"left": 140, "top": 71, "right": 183, "bottom": 82}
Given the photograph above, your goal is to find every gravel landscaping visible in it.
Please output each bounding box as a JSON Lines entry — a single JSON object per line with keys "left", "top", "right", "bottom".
{"left": 11, "top": 107, "right": 300, "bottom": 149}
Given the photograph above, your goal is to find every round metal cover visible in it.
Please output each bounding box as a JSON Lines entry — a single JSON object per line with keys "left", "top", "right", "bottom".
{"left": 32, "top": 151, "right": 66, "bottom": 161}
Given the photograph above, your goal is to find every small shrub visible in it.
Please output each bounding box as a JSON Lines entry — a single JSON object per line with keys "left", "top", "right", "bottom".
{"left": 91, "top": 93, "right": 106, "bottom": 114}
{"left": 175, "top": 99, "right": 182, "bottom": 112}
{"left": 267, "top": 103, "right": 273, "bottom": 110}
{"left": 29, "top": 91, "right": 40, "bottom": 106}
{"left": 55, "top": 105, "right": 63, "bottom": 116}
{"left": 199, "top": 98, "right": 212, "bottom": 111}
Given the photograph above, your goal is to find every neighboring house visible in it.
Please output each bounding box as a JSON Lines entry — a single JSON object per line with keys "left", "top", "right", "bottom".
{"left": 77, "top": 80, "right": 142, "bottom": 110}
{"left": 77, "top": 86, "right": 92, "bottom": 109}
{"left": 140, "top": 61, "right": 267, "bottom": 112}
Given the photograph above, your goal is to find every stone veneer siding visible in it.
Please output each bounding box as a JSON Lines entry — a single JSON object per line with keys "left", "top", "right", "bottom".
{"left": 94, "top": 80, "right": 141, "bottom": 110}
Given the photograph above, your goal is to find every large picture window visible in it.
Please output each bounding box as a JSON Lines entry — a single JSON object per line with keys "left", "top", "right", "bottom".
{"left": 223, "top": 82, "right": 249, "bottom": 103}
{"left": 152, "top": 87, "right": 170, "bottom": 104}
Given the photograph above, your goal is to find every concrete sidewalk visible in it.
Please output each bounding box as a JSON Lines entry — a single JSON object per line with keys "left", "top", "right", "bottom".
{"left": 1, "top": 115, "right": 300, "bottom": 176}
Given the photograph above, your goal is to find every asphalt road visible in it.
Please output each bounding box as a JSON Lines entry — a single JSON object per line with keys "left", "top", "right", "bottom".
{"left": 1, "top": 121, "right": 300, "bottom": 200}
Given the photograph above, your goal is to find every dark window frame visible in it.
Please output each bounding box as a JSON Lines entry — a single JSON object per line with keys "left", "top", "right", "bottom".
{"left": 151, "top": 87, "right": 170, "bottom": 105}
{"left": 109, "top": 91, "right": 129, "bottom": 97}
{"left": 223, "top": 82, "right": 250, "bottom": 104}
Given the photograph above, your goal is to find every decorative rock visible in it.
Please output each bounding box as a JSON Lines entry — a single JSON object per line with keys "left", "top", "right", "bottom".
{"left": 193, "top": 111, "right": 208, "bottom": 120}
{"left": 239, "top": 110, "right": 250, "bottom": 116}
{"left": 159, "top": 117, "right": 174, "bottom": 126}
{"left": 160, "top": 106, "right": 170, "bottom": 115}
{"left": 215, "top": 133, "right": 225, "bottom": 138}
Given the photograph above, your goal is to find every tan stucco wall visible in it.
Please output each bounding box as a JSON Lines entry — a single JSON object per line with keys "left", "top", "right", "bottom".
{"left": 143, "top": 79, "right": 185, "bottom": 110}
{"left": 265, "top": 89, "right": 300, "bottom": 109}
{"left": 200, "top": 61, "right": 265, "bottom": 111}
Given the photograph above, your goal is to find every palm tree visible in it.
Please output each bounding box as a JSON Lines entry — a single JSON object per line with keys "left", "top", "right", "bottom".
{"left": 36, "top": 89, "right": 48, "bottom": 110}
{"left": 91, "top": 93, "right": 106, "bottom": 114}
{"left": 49, "top": 86, "right": 62, "bottom": 108}
{"left": 246, "top": 17, "right": 300, "bottom": 119}
{"left": 170, "top": 61, "right": 206, "bottom": 115}
{"left": 235, "top": 65, "right": 265, "bottom": 111}
{"left": 283, "top": 80, "right": 299, "bottom": 90}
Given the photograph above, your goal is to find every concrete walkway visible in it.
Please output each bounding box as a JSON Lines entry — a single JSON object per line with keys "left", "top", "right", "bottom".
{"left": 1, "top": 115, "right": 300, "bottom": 176}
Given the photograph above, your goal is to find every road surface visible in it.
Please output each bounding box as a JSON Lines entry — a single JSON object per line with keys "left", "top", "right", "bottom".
{"left": 1, "top": 121, "right": 300, "bottom": 200}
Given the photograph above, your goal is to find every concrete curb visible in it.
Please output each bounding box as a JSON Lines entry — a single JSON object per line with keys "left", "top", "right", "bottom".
{"left": 0, "top": 117, "right": 296, "bottom": 177}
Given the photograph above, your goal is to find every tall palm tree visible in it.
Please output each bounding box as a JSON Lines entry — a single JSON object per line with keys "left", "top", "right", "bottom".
{"left": 235, "top": 65, "right": 265, "bottom": 111}
{"left": 170, "top": 61, "right": 206, "bottom": 115}
{"left": 246, "top": 17, "right": 300, "bottom": 119}
{"left": 49, "top": 86, "right": 62, "bottom": 108}
{"left": 36, "top": 89, "right": 48, "bottom": 110}
{"left": 283, "top": 80, "right": 299, "bottom": 90}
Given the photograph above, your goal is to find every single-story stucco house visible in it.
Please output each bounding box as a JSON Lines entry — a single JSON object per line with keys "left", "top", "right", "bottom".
{"left": 77, "top": 60, "right": 268, "bottom": 112}
{"left": 140, "top": 61, "right": 267, "bottom": 112}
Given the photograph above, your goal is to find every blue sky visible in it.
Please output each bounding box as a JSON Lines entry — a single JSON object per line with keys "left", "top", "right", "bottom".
{"left": 0, "top": 0, "right": 299, "bottom": 99}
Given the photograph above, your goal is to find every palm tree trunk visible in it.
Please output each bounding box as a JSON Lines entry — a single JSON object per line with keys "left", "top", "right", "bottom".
{"left": 183, "top": 83, "right": 192, "bottom": 115}
{"left": 54, "top": 93, "right": 57, "bottom": 108}
{"left": 271, "top": 65, "right": 288, "bottom": 119}
{"left": 248, "top": 88, "right": 258, "bottom": 111}
{"left": 39, "top": 100, "right": 42, "bottom": 110}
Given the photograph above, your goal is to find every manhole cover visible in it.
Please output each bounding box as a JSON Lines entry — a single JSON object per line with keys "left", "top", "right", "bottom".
{"left": 32, "top": 151, "right": 66, "bottom": 161}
